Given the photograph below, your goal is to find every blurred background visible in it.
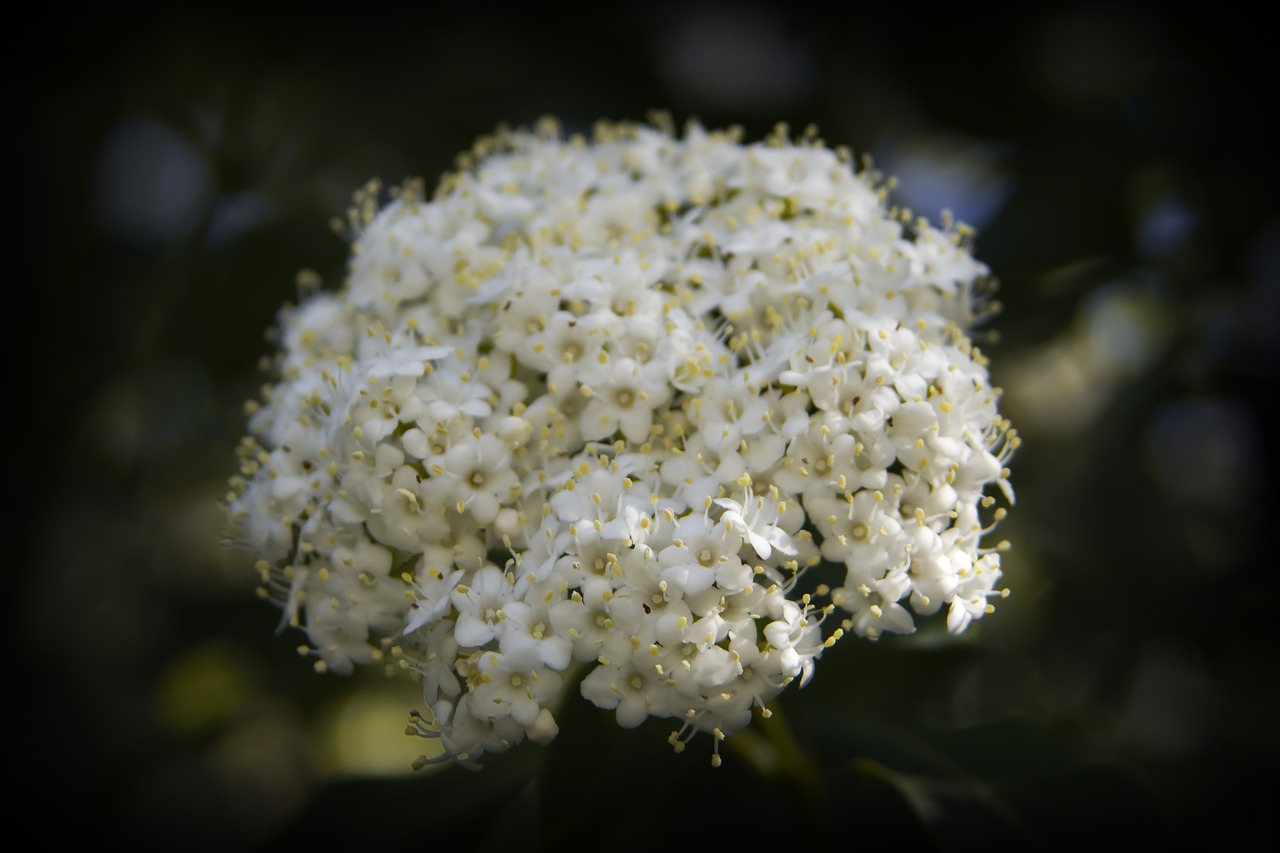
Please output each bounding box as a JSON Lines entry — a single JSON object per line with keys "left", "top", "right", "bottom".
{"left": 12, "top": 4, "right": 1277, "bottom": 849}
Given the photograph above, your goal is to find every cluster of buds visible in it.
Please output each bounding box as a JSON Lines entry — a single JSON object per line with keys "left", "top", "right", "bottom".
{"left": 226, "top": 116, "right": 1018, "bottom": 768}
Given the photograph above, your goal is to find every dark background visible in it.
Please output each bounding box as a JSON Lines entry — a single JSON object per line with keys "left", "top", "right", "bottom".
{"left": 12, "top": 4, "right": 1277, "bottom": 849}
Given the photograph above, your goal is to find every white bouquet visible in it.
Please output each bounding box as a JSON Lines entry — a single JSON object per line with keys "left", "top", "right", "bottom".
{"left": 226, "top": 116, "right": 1018, "bottom": 768}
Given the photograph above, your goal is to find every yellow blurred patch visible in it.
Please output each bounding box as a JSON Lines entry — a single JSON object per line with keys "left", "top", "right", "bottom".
{"left": 314, "top": 679, "right": 446, "bottom": 777}
{"left": 158, "top": 641, "right": 254, "bottom": 734}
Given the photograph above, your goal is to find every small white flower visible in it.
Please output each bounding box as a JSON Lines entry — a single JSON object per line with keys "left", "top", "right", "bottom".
{"left": 497, "top": 600, "right": 572, "bottom": 671}
{"left": 403, "top": 563, "right": 465, "bottom": 636}
{"left": 578, "top": 357, "right": 672, "bottom": 445}
{"left": 580, "top": 662, "right": 674, "bottom": 729}
{"left": 451, "top": 566, "right": 515, "bottom": 649}
{"left": 656, "top": 513, "right": 746, "bottom": 597}
{"left": 435, "top": 433, "right": 520, "bottom": 525}
{"left": 715, "top": 481, "right": 796, "bottom": 561}
{"left": 470, "top": 651, "right": 563, "bottom": 729}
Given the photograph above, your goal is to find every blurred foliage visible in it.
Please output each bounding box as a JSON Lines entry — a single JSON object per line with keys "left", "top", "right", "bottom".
{"left": 11, "top": 4, "right": 1277, "bottom": 850}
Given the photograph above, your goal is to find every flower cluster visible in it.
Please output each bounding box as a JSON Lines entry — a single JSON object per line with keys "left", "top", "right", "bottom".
{"left": 226, "top": 116, "right": 1018, "bottom": 768}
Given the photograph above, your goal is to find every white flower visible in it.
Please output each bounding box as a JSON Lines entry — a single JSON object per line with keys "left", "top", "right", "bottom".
{"left": 227, "top": 115, "right": 1018, "bottom": 768}
{"left": 714, "top": 480, "right": 797, "bottom": 561}
{"left": 469, "top": 651, "right": 563, "bottom": 728}
{"left": 580, "top": 662, "right": 674, "bottom": 729}
{"left": 578, "top": 357, "right": 672, "bottom": 445}
{"left": 434, "top": 433, "right": 520, "bottom": 525}
{"left": 497, "top": 600, "right": 572, "bottom": 671}
{"left": 656, "top": 513, "right": 746, "bottom": 597}
{"left": 451, "top": 566, "right": 515, "bottom": 649}
{"left": 403, "top": 564, "right": 464, "bottom": 636}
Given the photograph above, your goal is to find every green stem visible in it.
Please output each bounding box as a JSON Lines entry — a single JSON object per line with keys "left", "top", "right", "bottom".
{"left": 726, "top": 705, "right": 823, "bottom": 799}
